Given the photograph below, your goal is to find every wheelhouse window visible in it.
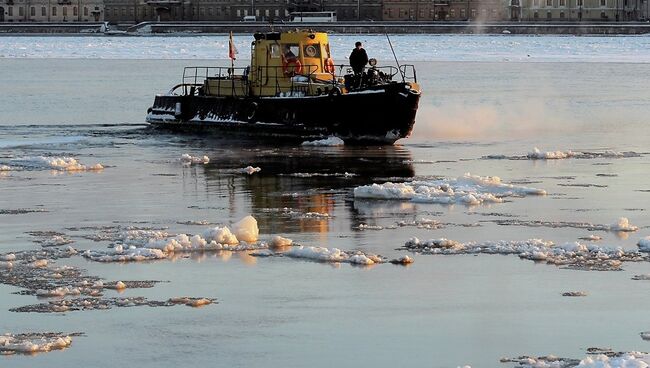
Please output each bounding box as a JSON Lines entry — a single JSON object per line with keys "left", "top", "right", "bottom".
{"left": 282, "top": 44, "right": 300, "bottom": 60}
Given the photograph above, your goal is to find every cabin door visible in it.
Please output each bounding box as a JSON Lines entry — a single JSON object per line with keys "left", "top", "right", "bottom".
{"left": 0, "top": 7, "right": 4, "bottom": 22}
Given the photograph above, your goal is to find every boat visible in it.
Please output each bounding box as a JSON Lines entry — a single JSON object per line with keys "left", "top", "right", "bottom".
{"left": 146, "top": 30, "right": 421, "bottom": 145}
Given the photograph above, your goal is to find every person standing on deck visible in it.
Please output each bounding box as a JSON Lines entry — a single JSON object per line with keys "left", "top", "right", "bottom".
{"left": 349, "top": 41, "right": 368, "bottom": 75}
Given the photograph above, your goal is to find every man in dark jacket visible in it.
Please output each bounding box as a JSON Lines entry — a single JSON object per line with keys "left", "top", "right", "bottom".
{"left": 349, "top": 41, "right": 368, "bottom": 75}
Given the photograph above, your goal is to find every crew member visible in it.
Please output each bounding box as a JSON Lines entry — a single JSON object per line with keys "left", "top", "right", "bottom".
{"left": 348, "top": 41, "right": 368, "bottom": 75}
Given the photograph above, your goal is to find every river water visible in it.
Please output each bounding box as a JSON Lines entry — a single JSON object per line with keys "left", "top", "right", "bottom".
{"left": 1, "top": 35, "right": 649, "bottom": 367}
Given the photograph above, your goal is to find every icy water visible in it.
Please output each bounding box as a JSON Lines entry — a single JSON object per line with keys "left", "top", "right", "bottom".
{"left": 1, "top": 36, "right": 650, "bottom": 367}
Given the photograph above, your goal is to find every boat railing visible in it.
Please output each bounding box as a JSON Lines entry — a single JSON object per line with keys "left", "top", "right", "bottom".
{"left": 182, "top": 66, "right": 251, "bottom": 97}
{"left": 332, "top": 64, "right": 417, "bottom": 83}
{"left": 399, "top": 64, "right": 417, "bottom": 83}
{"left": 253, "top": 64, "right": 321, "bottom": 97}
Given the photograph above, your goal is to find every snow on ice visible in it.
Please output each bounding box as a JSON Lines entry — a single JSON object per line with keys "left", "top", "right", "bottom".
{"left": 180, "top": 153, "right": 209, "bottom": 165}
{"left": 402, "top": 237, "right": 646, "bottom": 271}
{"left": 239, "top": 166, "right": 261, "bottom": 175}
{"left": 285, "top": 246, "right": 384, "bottom": 265}
{"left": 83, "top": 215, "right": 262, "bottom": 262}
{"left": 501, "top": 351, "right": 650, "bottom": 368}
{"left": 353, "top": 173, "right": 546, "bottom": 205}
{"left": 301, "top": 136, "right": 345, "bottom": 146}
{"left": 9, "top": 156, "right": 103, "bottom": 172}
{"left": 638, "top": 237, "right": 650, "bottom": 252}
{"left": 0, "top": 332, "right": 77, "bottom": 355}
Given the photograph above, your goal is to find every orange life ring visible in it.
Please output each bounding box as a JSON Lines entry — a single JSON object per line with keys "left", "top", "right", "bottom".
{"left": 282, "top": 58, "right": 303, "bottom": 76}
{"left": 324, "top": 57, "right": 335, "bottom": 73}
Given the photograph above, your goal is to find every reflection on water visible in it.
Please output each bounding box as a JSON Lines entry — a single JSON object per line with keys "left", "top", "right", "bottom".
{"left": 198, "top": 143, "right": 415, "bottom": 235}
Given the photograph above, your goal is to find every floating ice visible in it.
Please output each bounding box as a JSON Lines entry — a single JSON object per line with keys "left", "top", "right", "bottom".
{"left": 35, "top": 287, "right": 81, "bottom": 298}
{"left": 180, "top": 153, "right": 209, "bottom": 165}
{"left": 239, "top": 166, "right": 261, "bottom": 175}
{"left": 283, "top": 172, "right": 356, "bottom": 178}
{"left": 492, "top": 217, "right": 639, "bottom": 233}
{"left": 232, "top": 215, "right": 259, "bottom": 243}
{"left": 579, "top": 235, "right": 603, "bottom": 241}
{"left": 390, "top": 255, "right": 415, "bottom": 265}
{"left": 83, "top": 217, "right": 267, "bottom": 262}
{"left": 301, "top": 136, "right": 345, "bottom": 146}
{"left": 485, "top": 149, "right": 641, "bottom": 161}
{"left": 270, "top": 235, "right": 293, "bottom": 248}
{"left": 562, "top": 291, "right": 587, "bottom": 297}
{"left": 32, "top": 259, "right": 48, "bottom": 268}
{"left": 632, "top": 274, "right": 650, "bottom": 280}
{"left": 83, "top": 247, "right": 167, "bottom": 262}
{"left": 0, "top": 253, "right": 16, "bottom": 261}
{"left": 527, "top": 147, "right": 577, "bottom": 159}
{"left": 356, "top": 224, "right": 384, "bottom": 231}
{"left": 0, "top": 332, "right": 77, "bottom": 354}
{"left": 354, "top": 173, "right": 546, "bottom": 205}
{"left": 169, "top": 297, "right": 213, "bottom": 307}
{"left": 611, "top": 217, "right": 639, "bottom": 232}
{"left": 10, "top": 296, "right": 217, "bottom": 313}
{"left": 285, "top": 246, "right": 384, "bottom": 265}
{"left": 10, "top": 156, "right": 103, "bottom": 171}
{"left": 638, "top": 237, "right": 650, "bottom": 252}
{"left": 402, "top": 237, "right": 645, "bottom": 271}
{"left": 202, "top": 226, "right": 239, "bottom": 245}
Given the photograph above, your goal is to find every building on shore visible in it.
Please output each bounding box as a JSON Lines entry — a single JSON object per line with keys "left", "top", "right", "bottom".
{"left": 288, "top": 0, "right": 383, "bottom": 21}
{"left": 381, "top": 0, "right": 508, "bottom": 21}
{"left": 1, "top": 0, "right": 103, "bottom": 22}
{"left": 2, "top": 0, "right": 648, "bottom": 23}
{"left": 513, "top": 0, "right": 648, "bottom": 21}
{"left": 104, "top": 0, "right": 289, "bottom": 23}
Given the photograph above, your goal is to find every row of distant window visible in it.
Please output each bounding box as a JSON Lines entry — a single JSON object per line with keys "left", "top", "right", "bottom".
{"left": 386, "top": 7, "right": 499, "bottom": 18}
{"left": 531, "top": 0, "right": 606, "bottom": 6}
{"left": 104, "top": 7, "right": 286, "bottom": 17}
{"left": 533, "top": 10, "right": 608, "bottom": 17}
{"left": 4, "top": 6, "right": 94, "bottom": 16}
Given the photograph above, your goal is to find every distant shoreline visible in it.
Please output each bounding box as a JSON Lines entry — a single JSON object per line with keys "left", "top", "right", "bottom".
{"left": 2, "top": 21, "right": 650, "bottom": 35}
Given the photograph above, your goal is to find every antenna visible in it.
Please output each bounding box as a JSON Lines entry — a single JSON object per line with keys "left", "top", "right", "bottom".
{"left": 385, "top": 33, "right": 405, "bottom": 83}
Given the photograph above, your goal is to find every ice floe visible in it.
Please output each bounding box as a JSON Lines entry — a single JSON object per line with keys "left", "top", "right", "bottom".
{"left": 501, "top": 348, "right": 650, "bottom": 367}
{"left": 562, "top": 291, "right": 587, "bottom": 297}
{"left": 285, "top": 246, "right": 384, "bottom": 265}
{"left": 353, "top": 173, "right": 546, "bottom": 205}
{"left": 239, "top": 166, "right": 261, "bottom": 175}
{"left": 0, "top": 332, "right": 80, "bottom": 355}
{"left": 270, "top": 235, "right": 293, "bottom": 248}
{"left": 10, "top": 296, "right": 217, "bottom": 313}
{"left": 401, "top": 237, "right": 646, "bottom": 271}
{"left": 9, "top": 156, "right": 103, "bottom": 171}
{"left": 180, "top": 153, "right": 209, "bottom": 165}
{"left": 579, "top": 235, "right": 603, "bottom": 241}
{"left": 390, "top": 255, "right": 415, "bottom": 265}
{"left": 491, "top": 217, "right": 639, "bottom": 233}
{"left": 637, "top": 237, "right": 650, "bottom": 251}
{"left": 301, "top": 136, "right": 345, "bottom": 146}
{"left": 259, "top": 208, "right": 331, "bottom": 220}
{"left": 282, "top": 172, "right": 356, "bottom": 178}
{"left": 232, "top": 215, "right": 259, "bottom": 243}
{"left": 527, "top": 147, "right": 577, "bottom": 159}
{"left": 0, "top": 208, "right": 48, "bottom": 215}
{"left": 486, "top": 148, "right": 643, "bottom": 161}
{"left": 28, "top": 231, "right": 74, "bottom": 247}
{"left": 82, "top": 216, "right": 266, "bottom": 262}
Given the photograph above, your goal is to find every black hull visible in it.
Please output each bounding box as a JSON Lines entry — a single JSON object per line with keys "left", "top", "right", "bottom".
{"left": 146, "top": 83, "right": 420, "bottom": 145}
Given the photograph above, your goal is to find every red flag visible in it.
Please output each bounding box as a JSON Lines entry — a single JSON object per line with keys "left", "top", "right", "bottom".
{"left": 229, "top": 31, "right": 238, "bottom": 60}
